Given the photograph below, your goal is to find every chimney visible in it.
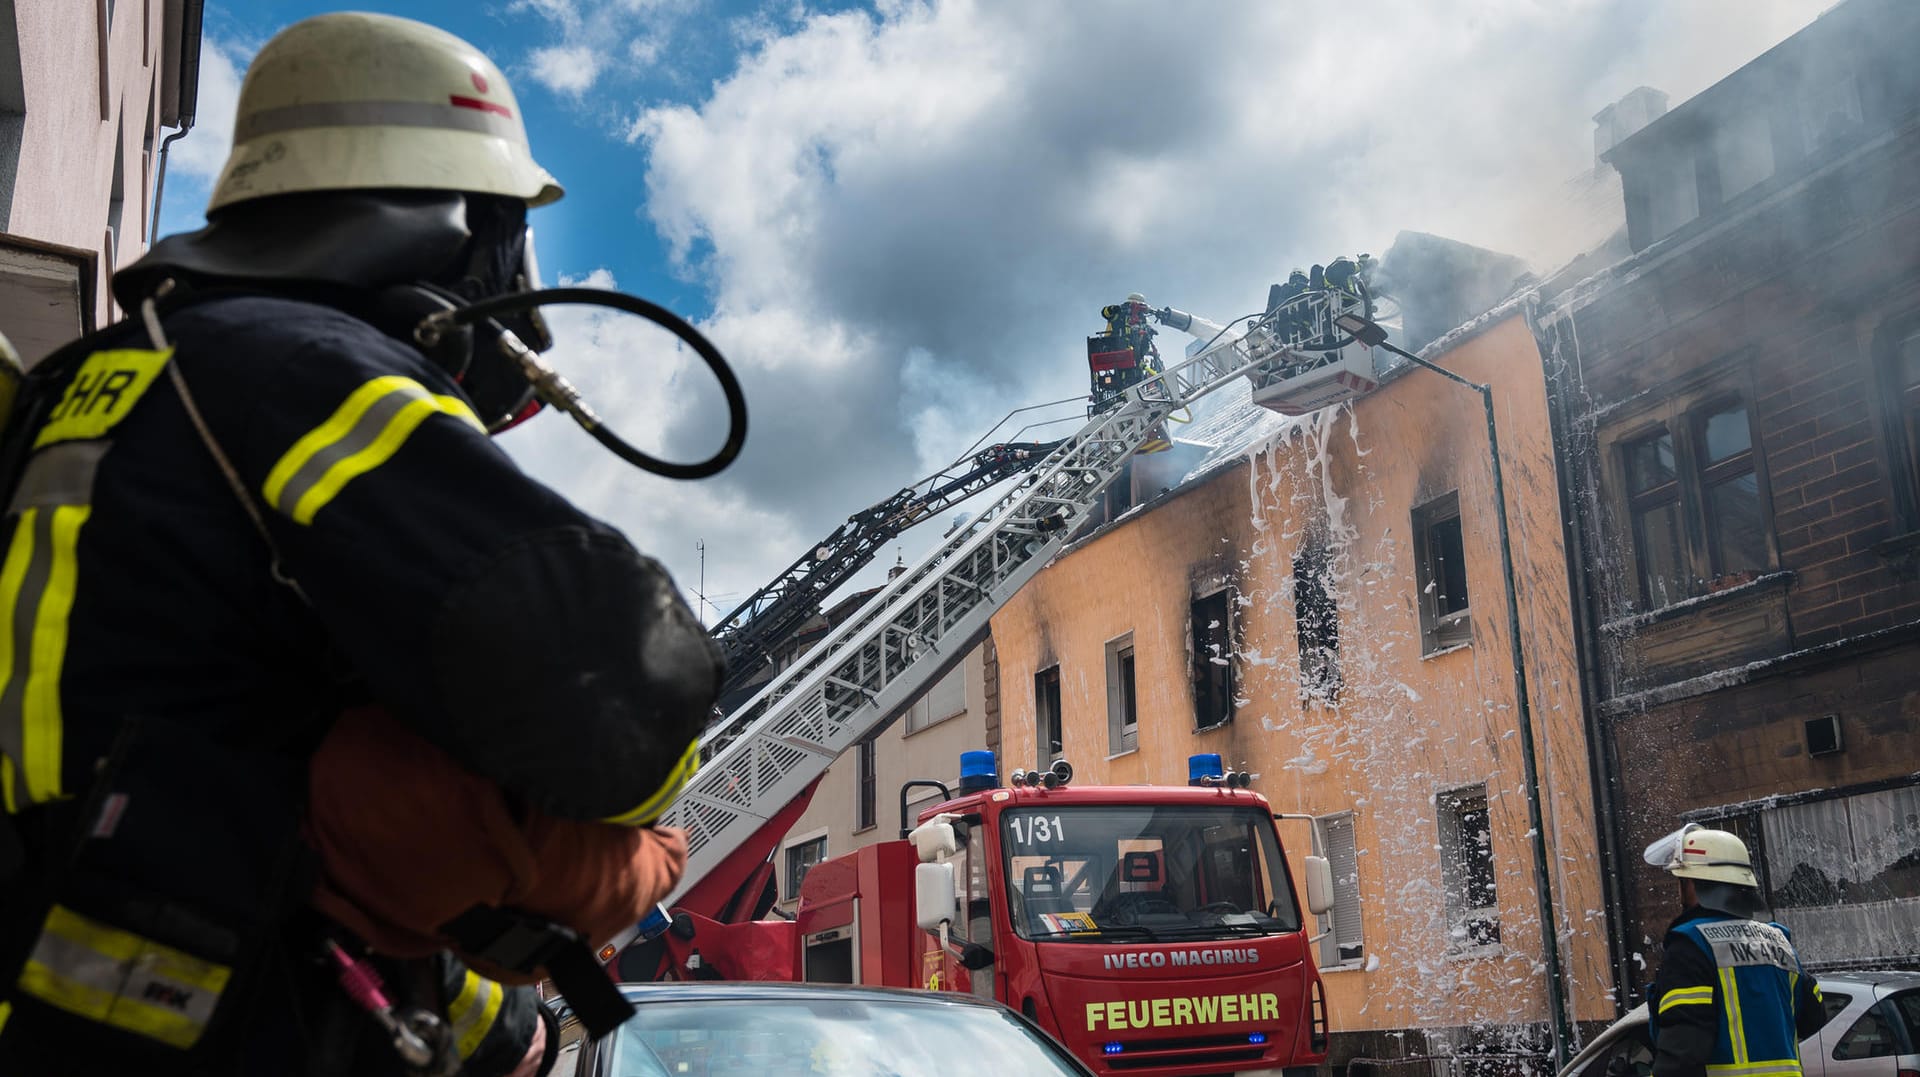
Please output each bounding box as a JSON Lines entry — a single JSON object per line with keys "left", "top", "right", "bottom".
{"left": 1593, "top": 86, "right": 1670, "bottom": 166}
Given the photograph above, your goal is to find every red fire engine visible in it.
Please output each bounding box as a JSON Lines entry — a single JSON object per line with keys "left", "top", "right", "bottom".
{"left": 619, "top": 750, "right": 1336, "bottom": 1077}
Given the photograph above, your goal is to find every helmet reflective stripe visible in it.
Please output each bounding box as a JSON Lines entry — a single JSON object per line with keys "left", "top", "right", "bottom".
{"left": 1666, "top": 827, "right": 1759, "bottom": 888}
{"left": 210, "top": 12, "right": 563, "bottom": 212}
{"left": 234, "top": 100, "right": 522, "bottom": 142}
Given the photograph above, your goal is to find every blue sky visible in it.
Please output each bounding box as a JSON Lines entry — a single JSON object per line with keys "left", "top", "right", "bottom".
{"left": 160, "top": 1, "right": 1836, "bottom": 622}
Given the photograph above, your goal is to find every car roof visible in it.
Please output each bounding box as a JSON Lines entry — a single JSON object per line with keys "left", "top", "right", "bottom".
{"left": 612, "top": 981, "right": 1013, "bottom": 1010}
{"left": 1814, "top": 970, "right": 1920, "bottom": 992}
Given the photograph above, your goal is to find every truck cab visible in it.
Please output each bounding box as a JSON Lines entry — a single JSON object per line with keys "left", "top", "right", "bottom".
{"left": 893, "top": 752, "right": 1334, "bottom": 1077}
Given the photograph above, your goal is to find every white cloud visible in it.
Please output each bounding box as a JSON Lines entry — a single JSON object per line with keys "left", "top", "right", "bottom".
{"left": 562, "top": 0, "right": 1838, "bottom": 607}
{"left": 512, "top": 0, "right": 700, "bottom": 97}
{"left": 529, "top": 44, "right": 607, "bottom": 95}
{"left": 169, "top": 37, "right": 246, "bottom": 183}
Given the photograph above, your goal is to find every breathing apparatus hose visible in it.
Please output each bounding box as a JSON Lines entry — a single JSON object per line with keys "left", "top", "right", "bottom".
{"left": 418, "top": 287, "right": 748, "bottom": 480}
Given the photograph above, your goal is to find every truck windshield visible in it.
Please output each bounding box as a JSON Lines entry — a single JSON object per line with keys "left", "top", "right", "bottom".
{"left": 1000, "top": 804, "right": 1302, "bottom": 942}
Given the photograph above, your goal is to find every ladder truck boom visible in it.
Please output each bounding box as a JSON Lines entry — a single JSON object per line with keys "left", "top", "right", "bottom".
{"left": 709, "top": 439, "right": 1062, "bottom": 702}
{"left": 644, "top": 289, "right": 1369, "bottom": 919}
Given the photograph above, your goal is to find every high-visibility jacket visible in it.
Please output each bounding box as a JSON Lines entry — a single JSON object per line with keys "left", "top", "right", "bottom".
{"left": 0, "top": 292, "right": 721, "bottom": 1074}
{"left": 1648, "top": 909, "right": 1823, "bottom": 1077}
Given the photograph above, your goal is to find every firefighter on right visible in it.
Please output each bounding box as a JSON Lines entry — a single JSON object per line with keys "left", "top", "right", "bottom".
{"left": 1645, "top": 824, "right": 1826, "bottom": 1077}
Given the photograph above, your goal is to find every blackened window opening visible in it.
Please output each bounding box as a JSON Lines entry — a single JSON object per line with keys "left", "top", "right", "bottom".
{"left": 1293, "top": 542, "right": 1340, "bottom": 700}
{"left": 1035, "top": 666, "right": 1062, "bottom": 769}
{"left": 1191, "top": 590, "right": 1234, "bottom": 728}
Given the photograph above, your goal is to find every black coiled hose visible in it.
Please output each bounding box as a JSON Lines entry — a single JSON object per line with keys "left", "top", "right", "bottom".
{"left": 428, "top": 287, "right": 748, "bottom": 480}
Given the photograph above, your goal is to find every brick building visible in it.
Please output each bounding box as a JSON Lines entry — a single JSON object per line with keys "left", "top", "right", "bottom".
{"left": 1536, "top": 0, "right": 1920, "bottom": 983}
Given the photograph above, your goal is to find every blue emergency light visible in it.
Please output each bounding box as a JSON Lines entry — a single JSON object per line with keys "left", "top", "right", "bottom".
{"left": 1188, "top": 753, "right": 1224, "bottom": 786}
{"left": 959, "top": 750, "right": 998, "bottom": 793}
{"left": 1248, "top": 1032, "right": 1268, "bottom": 1045}
{"left": 1104, "top": 1042, "right": 1124, "bottom": 1055}
{"left": 634, "top": 902, "right": 673, "bottom": 943}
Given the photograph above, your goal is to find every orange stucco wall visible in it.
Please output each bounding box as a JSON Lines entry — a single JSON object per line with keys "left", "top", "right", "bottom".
{"left": 990, "top": 314, "right": 1612, "bottom": 1041}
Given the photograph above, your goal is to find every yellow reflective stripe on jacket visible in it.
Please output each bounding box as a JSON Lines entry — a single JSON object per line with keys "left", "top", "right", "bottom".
{"left": 262, "top": 376, "right": 484, "bottom": 525}
{"left": 603, "top": 738, "right": 701, "bottom": 826}
{"left": 0, "top": 504, "right": 89, "bottom": 813}
{"left": 1706, "top": 1062, "right": 1803, "bottom": 1077}
{"left": 1660, "top": 985, "right": 1715, "bottom": 1014}
{"left": 449, "top": 969, "right": 504, "bottom": 1061}
{"left": 0, "top": 999, "right": 10, "bottom": 1032}
{"left": 1722, "top": 967, "right": 1749, "bottom": 1063}
{"left": 15, "top": 904, "right": 231, "bottom": 1049}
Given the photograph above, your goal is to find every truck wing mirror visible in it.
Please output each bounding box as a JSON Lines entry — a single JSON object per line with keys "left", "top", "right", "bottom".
{"left": 1304, "top": 854, "right": 1335, "bottom": 917}
{"left": 915, "top": 862, "right": 958, "bottom": 933}
{"left": 909, "top": 816, "right": 963, "bottom": 864}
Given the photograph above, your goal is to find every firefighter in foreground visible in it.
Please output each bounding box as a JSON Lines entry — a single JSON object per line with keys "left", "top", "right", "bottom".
{"left": 1645, "top": 825, "right": 1824, "bottom": 1077}
{"left": 0, "top": 12, "right": 719, "bottom": 1076}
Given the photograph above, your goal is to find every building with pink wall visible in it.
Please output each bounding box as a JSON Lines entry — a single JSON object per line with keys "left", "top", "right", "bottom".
{"left": 0, "top": 0, "right": 202, "bottom": 364}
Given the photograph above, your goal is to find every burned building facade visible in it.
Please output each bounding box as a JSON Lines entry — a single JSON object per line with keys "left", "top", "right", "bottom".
{"left": 1538, "top": 0, "right": 1920, "bottom": 981}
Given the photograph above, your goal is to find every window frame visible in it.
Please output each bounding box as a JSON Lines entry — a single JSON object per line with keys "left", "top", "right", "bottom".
{"left": 1412, "top": 492, "right": 1472, "bottom": 654}
{"left": 784, "top": 832, "right": 828, "bottom": 903}
{"left": 1436, "top": 784, "right": 1501, "bottom": 954}
{"left": 905, "top": 663, "right": 968, "bottom": 736}
{"left": 1034, "top": 665, "right": 1063, "bottom": 770}
{"left": 855, "top": 736, "right": 878, "bottom": 833}
{"left": 1312, "top": 811, "right": 1364, "bottom": 968}
{"left": 1189, "top": 586, "right": 1237, "bottom": 730}
{"left": 1601, "top": 385, "right": 1778, "bottom": 614}
{"left": 1104, "top": 632, "right": 1137, "bottom": 756}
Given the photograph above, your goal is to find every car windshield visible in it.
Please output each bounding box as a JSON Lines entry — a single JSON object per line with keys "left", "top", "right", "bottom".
{"left": 1001, "top": 804, "right": 1302, "bottom": 941}
{"left": 605, "top": 996, "right": 1085, "bottom": 1076}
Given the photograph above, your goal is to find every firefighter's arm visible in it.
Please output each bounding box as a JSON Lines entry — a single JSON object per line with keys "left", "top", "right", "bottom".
{"left": 233, "top": 317, "right": 720, "bottom": 824}
{"left": 439, "top": 960, "right": 558, "bottom": 1077}
{"left": 1648, "top": 934, "right": 1718, "bottom": 1077}
{"left": 1794, "top": 968, "right": 1825, "bottom": 1041}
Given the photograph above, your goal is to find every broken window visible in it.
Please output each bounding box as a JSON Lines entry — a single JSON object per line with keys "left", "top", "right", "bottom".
{"left": 1437, "top": 785, "right": 1500, "bottom": 950}
{"left": 1608, "top": 393, "right": 1775, "bottom": 612}
{"left": 1313, "top": 812, "right": 1364, "bottom": 967}
{"left": 856, "top": 736, "right": 877, "bottom": 831}
{"left": 1701, "top": 782, "right": 1920, "bottom": 967}
{"left": 1413, "top": 492, "right": 1472, "bottom": 653}
{"left": 1293, "top": 540, "right": 1341, "bottom": 700}
{"left": 1105, "top": 633, "right": 1137, "bottom": 755}
{"left": 1190, "top": 589, "right": 1234, "bottom": 729}
{"left": 1034, "top": 665, "right": 1062, "bottom": 769}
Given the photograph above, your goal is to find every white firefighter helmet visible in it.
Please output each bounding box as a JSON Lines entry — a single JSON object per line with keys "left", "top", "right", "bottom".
{"left": 1645, "top": 823, "right": 1758, "bottom": 887}
{"left": 1125, "top": 292, "right": 1149, "bottom": 305}
{"left": 209, "top": 12, "right": 563, "bottom": 213}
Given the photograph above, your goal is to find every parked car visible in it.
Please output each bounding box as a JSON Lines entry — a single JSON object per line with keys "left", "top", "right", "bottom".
{"left": 551, "top": 981, "right": 1096, "bottom": 1076}
{"left": 1560, "top": 971, "right": 1920, "bottom": 1077}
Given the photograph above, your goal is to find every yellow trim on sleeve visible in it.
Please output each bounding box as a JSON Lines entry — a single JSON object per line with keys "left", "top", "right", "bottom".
{"left": 603, "top": 738, "right": 701, "bottom": 826}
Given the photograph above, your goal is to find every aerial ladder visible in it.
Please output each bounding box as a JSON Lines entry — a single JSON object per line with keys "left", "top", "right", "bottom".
{"left": 601, "top": 282, "right": 1381, "bottom": 961}
{"left": 709, "top": 438, "right": 1062, "bottom": 706}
